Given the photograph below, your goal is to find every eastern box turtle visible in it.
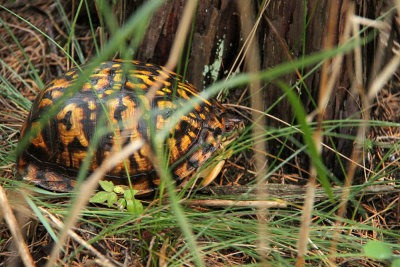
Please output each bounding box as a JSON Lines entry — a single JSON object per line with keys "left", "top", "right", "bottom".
{"left": 16, "top": 60, "right": 244, "bottom": 193}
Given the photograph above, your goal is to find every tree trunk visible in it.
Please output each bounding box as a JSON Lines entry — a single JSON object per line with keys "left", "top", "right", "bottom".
{"left": 133, "top": 0, "right": 391, "bottom": 181}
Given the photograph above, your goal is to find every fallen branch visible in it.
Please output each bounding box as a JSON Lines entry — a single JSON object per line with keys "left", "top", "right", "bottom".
{"left": 187, "top": 199, "right": 287, "bottom": 208}
{"left": 198, "top": 184, "right": 399, "bottom": 203}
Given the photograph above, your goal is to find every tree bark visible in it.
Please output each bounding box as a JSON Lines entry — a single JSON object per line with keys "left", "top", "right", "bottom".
{"left": 136, "top": 0, "right": 240, "bottom": 91}
{"left": 133, "top": 0, "right": 391, "bottom": 181}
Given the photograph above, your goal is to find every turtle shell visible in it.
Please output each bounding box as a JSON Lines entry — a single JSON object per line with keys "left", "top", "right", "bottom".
{"left": 16, "top": 60, "right": 243, "bottom": 192}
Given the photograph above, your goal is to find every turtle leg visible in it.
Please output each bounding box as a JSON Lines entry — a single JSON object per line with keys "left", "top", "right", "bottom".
{"left": 201, "top": 149, "right": 234, "bottom": 186}
{"left": 201, "top": 159, "right": 226, "bottom": 186}
{"left": 23, "top": 163, "right": 75, "bottom": 192}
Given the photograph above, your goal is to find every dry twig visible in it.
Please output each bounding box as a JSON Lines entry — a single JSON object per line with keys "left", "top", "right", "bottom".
{"left": 0, "top": 185, "right": 34, "bottom": 267}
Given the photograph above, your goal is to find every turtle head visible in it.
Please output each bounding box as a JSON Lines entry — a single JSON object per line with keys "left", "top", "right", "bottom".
{"left": 199, "top": 114, "right": 244, "bottom": 186}
{"left": 220, "top": 115, "right": 245, "bottom": 146}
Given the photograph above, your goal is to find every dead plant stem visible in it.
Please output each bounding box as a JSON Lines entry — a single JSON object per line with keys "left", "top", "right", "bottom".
{"left": 236, "top": 0, "right": 270, "bottom": 264}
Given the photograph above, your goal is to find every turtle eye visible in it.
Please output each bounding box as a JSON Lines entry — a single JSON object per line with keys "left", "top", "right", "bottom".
{"left": 225, "top": 123, "right": 234, "bottom": 132}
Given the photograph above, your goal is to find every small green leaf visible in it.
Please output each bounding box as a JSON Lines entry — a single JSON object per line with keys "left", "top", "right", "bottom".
{"left": 133, "top": 199, "right": 143, "bottom": 213}
{"left": 124, "top": 189, "right": 139, "bottom": 199}
{"left": 126, "top": 199, "right": 143, "bottom": 214}
{"left": 107, "top": 192, "right": 118, "bottom": 207}
{"left": 99, "top": 180, "right": 115, "bottom": 192}
{"left": 392, "top": 258, "right": 400, "bottom": 267}
{"left": 123, "top": 189, "right": 143, "bottom": 213}
{"left": 114, "top": 185, "right": 126, "bottom": 194}
{"left": 126, "top": 199, "right": 134, "bottom": 212}
{"left": 89, "top": 191, "right": 109, "bottom": 203}
{"left": 364, "top": 241, "right": 393, "bottom": 260}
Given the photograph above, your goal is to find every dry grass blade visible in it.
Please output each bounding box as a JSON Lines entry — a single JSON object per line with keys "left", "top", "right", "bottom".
{"left": 221, "top": 0, "right": 269, "bottom": 97}
{"left": 163, "top": 0, "right": 197, "bottom": 72}
{"left": 159, "top": 236, "right": 169, "bottom": 267}
{"left": 46, "top": 139, "right": 144, "bottom": 267}
{"left": 144, "top": 0, "right": 198, "bottom": 104}
{"left": 329, "top": 3, "right": 400, "bottom": 262}
{"left": 143, "top": 1, "right": 207, "bottom": 266}
{"left": 368, "top": 55, "right": 400, "bottom": 100}
{"left": 236, "top": 0, "right": 269, "bottom": 262}
{"left": 0, "top": 185, "right": 34, "bottom": 267}
{"left": 38, "top": 207, "right": 118, "bottom": 267}
{"left": 145, "top": 236, "right": 156, "bottom": 267}
{"left": 296, "top": 2, "right": 353, "bottom": 266}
